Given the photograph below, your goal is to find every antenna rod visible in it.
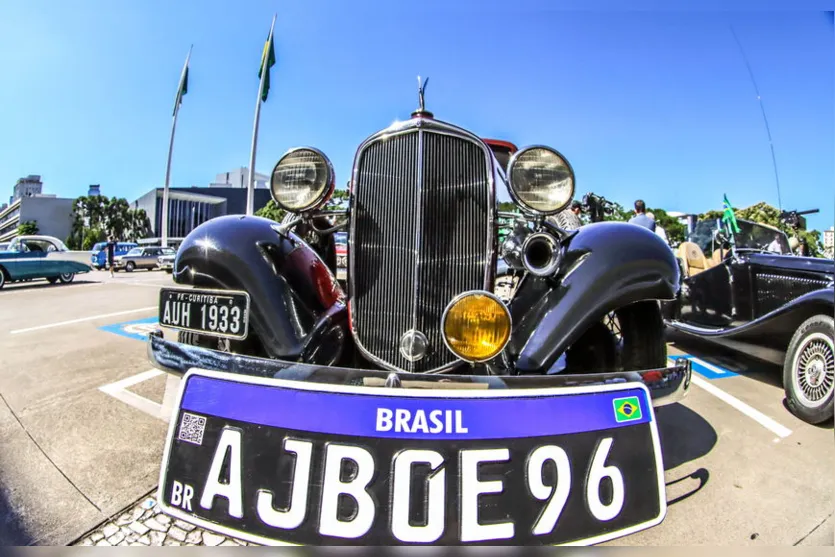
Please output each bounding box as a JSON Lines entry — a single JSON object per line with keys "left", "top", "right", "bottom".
{"left": 730, "top": 25, "right": 782, "bottom": 212}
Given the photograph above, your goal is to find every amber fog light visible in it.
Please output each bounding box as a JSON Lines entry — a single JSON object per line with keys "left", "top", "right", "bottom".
{"left": 442, "top": 291, "right": 511, "bottom": 363}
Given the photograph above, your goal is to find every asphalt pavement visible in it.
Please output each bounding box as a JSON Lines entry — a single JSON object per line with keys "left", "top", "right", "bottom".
{"left": 0, "top": 269, "right": 832, "bottom": 546}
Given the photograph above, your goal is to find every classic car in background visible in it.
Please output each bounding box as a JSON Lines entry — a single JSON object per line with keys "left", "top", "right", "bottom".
{"left": 114, "top": 246, "right": 172, "bottom": 272}
{"left": 665, "top": 217, "right": 834, "bottom": 424}
{"left": 0, "top": 235, "right": 92, "bottom": 289}
{"left": 90, "top": 241, "right": 138, "bottom": 270}
{"left": 334, "top": 230, "right": 347, "bottom": 281}
{"left": 158, "top": 248, "right": 177, "bottom": 273}
{"left": 147, "top": 89, "right": 691, "bottom": 546}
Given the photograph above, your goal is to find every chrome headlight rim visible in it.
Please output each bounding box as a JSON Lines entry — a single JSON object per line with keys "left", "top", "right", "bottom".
{"left": 506, "top": 145, "right": 576, "bottom": 216}
{"left": 440, "top": 289, "right": 513, "bottom": 364}
{"left": 270, "top": 146, "right": 335, "bottom": 213}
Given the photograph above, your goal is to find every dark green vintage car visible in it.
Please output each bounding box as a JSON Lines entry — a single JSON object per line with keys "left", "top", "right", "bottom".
{"left": 0, "top": 235, "right": 93, "bottom": 289}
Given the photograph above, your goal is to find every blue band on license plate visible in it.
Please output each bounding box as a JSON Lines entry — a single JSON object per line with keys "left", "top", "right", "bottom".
{"left": 180, "top": 375, "right": 651, "bottom": 440}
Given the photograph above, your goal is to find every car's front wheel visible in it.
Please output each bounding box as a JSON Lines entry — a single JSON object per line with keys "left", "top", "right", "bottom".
{"left": 58, "top": 272, "right": 75, "bottom": 284}
{"left": 125, "top": 261, "right": 135, "bottom": 272}
{"left": 0, "top": 268, "right": 6, "bottom": 290}
{"left": 784, "top": 314, "right": 834, "bottom": 424}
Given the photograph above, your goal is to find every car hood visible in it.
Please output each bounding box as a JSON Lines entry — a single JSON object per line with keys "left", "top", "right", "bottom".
{"left": 748, "top": 252, "right": 835, "bottom": 278}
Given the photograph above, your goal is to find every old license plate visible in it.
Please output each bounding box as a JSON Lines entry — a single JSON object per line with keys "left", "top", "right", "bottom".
{"left": 159, "top": 287, "right": 249, "bottom": 340}
{"left": 158, "top": 370, "right": 666, "bottom": 546}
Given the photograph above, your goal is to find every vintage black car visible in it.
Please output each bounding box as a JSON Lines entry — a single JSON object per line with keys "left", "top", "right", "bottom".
{"left": 665, "top": 217, "right": 834, "bottom": 424}
{"left": 147, "top": 94, "right": 692, "bottom": 546}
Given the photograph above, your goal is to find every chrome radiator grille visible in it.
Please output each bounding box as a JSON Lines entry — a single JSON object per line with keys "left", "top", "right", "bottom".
{"left": 350, "top": 128, "right": 492, "bottom": 372}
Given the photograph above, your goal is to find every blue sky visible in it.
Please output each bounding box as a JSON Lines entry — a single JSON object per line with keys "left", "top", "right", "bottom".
{"left": 1, "top": 1, "right": 832, "bottom": 231}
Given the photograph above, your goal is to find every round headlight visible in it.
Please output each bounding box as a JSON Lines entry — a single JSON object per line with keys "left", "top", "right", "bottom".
{"left": 442, "top": 291, "right": 511, "bottom": 363}
{"left": 270, "top": 147, "right": 335, "bottom": 212}
{"left": 507, "top": 146, "right": 575, "bottom": 215}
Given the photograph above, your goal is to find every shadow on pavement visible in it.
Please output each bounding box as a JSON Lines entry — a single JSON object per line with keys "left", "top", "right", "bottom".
{"left": 0, "top": 279, "right": 99, "bottom": 293}
{"left": 666, "top": 468, "right": 710, "bottom": 506}
{"left": 0, "top": 485, "right": 34, "bottom": 546}
{"left": 655, "top": 404, "right": 716, "bottom": 507}
{"left": 667, "top": 330, "right": 783, "bottom": 390}
{"left": 655, "top": 402, "right": 717, "bottom": 470}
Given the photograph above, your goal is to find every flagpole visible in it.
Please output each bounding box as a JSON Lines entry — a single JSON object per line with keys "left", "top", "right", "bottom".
{"left": 247, "top": 14, "right": 277, "bottom": 216}
{"left": 162, "top": 45, "right": 192, "bottom": 248}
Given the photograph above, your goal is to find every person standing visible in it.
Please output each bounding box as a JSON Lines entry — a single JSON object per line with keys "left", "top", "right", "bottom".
{"left": 550, "top": 200, "right": 583, "bottom": 231}
{"left": 646, "top": 211, "right": 669, "bottom": 245}
{"left": 106, "top": 235, "right": 117, "bottom": 277}
{"left": 628, "top": 200, "right": 656, "bottom": 232}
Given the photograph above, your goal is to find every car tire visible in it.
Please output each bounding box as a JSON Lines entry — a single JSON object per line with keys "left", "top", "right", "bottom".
{"left": 126, "top": 261, "right": 135, "bottom": 272}
{"left": 0, "top": 268, "right": 6, "bottom": 289}
{"left": 783, "top": 314, "right": 834, "bottom": 425}
{"left": 58, "top": 272, "right": 75, "bottom": 284}
{"left": 615, "top": 301, "right": 667, "bottom": 372}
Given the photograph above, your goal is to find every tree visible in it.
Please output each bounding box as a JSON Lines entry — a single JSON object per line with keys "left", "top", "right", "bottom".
{"left": 698, "top": 201, "right": 824, "bottom": 257}
{"left": 82, "top": 227, "right": 106, "bottom": 250}
{"left": 127, "top": 208, "right": 151, "bottom": 241}
{"left": 105, "top": 197, "right": 131, "bottom": 240}
{"left": 255, "top": 199, "right": 287, "bottom": 223}
{"left": 17, "top": 221, "right": 39, "bottom": 235}
{"left": 647, "top": 207, "right": 687, "bottom": 246}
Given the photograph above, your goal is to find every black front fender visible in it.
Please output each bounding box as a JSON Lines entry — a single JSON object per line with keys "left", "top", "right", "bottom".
{"left": 510, "top": 222, "right": 680, "bottom": 372}
{"left": 173, "top": 215, "right": 346, "bottom": 360}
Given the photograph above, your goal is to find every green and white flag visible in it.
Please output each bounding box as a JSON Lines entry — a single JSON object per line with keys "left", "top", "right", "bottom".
{"left": 173, "top": 46, "right": 191, "bottom": 116}
{"left": 722, "top": 194, "right": 740, "bottom": 234}
{"left": 258, "top": 28, "right": 276, "bottom": 102}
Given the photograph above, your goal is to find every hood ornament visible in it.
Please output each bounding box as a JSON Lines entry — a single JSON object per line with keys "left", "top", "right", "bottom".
{"left": 411, "top": 75, "right": 433, "bottom": 118}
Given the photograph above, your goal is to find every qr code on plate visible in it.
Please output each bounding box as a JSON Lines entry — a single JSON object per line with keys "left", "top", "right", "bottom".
{"left": 177, "top": 412, "right": 207, "bottom": 446}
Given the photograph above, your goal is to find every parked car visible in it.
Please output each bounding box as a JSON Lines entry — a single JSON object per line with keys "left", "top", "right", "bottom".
{"left": 665, "top": 217, "right": 834, "bottom": 424}
{"left": 334, "top": 231, "right": 347, "bottom": 281}
{"left": 91, "top": 241, "right": 138, "bottom": 270}
{"left": 0, "top": 235, "right": 92, "bottom": 289}
{"left": 115, "top": 246, "right": 168, "bottom": 272}
{"left": 147, "top": 96, "right": 691, "bottom": 546}
{"left": 157, "top": 247, "right": 177, "bottom": 273}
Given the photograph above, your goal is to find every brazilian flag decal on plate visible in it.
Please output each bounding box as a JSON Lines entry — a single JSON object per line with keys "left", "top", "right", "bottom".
{"left": 613, "top": 396, "right": 642, "bottom": 423}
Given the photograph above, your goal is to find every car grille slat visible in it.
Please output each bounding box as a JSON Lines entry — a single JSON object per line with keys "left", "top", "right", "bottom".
{"left": 352, "top": 127, "right": 491, "bottom": 372}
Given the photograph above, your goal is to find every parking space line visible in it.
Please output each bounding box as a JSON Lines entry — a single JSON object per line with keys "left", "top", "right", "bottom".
{"left": 100, "top": 369, "right": 163, "bottom": 391}
{"left": 690, "top": 375, "right": 793, "bottom": 440}
{"left": 9, "top": 306, "right": 156, "bottom": 335}
{"left": 99, "top": 369, "right": 167, "bottom": 421}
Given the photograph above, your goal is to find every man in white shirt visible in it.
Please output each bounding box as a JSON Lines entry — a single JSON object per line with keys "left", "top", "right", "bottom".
{"left": 646, "top": 212, "right": 669, "bottom": 245}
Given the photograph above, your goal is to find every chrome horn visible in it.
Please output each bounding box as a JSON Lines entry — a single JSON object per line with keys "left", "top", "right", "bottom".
{"left": 521, "top": 232, "right": 562, "bottom": 277}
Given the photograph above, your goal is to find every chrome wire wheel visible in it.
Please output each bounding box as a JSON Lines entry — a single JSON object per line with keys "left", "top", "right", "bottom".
{"left": 58, "top": 272, "right": 75, "bottom": 284}
{"left": 792, "top": 332, "right": 835, "bottom": 408}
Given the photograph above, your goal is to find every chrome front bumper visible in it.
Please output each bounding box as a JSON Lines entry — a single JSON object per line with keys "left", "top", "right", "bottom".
{"left": 147, "top": 330, "right": 691, "bottom": 406}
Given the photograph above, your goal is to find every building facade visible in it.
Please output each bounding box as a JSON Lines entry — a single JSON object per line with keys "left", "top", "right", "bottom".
{"left": 133, "top": 186, "right": 272, "bottom": 239}
{"left": 208, "top": 167, "right": 269, "bottom": 190}
{"left": 824, "top": 227, "right": 834, "bottom": 259}
{"left": 11, "top": 175, "right": 43, "bottom": 204}
{"left": 0, "top": 195, "right": 74, "bottom": 243}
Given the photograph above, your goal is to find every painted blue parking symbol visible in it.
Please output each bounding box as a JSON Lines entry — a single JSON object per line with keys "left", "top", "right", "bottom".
{"left": 670, "top": 354, "right": 738, "bottom": 380}
{"left": 99, "top": 317, "right": 159, "bottom": 342}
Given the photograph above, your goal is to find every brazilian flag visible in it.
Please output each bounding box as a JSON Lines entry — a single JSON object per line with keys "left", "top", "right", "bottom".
{"left": 722, "top": 194, "right": 740, "bottom": 234}
{"left": 258, "top": 31, "right": 276, "bottom": 102}
{"left": 613, "top": 396, "right": 642, "bottom": 423}
{"left": 172, "top": 49, "right": 190, "bottom": 116}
